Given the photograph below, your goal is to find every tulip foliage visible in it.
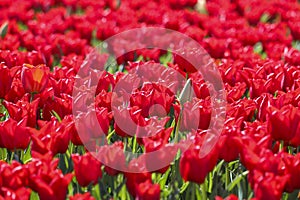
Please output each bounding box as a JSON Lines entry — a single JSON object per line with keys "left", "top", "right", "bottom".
{"left": 0, "top": 0, "right": 300, "bottom": 200}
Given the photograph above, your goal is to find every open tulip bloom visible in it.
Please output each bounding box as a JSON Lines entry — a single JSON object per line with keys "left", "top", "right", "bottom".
{"left": 0, "top": 0, "right": 300, "bottom": 200}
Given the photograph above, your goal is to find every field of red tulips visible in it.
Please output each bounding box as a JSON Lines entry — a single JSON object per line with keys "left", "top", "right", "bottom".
{"left": 0, "top": 0, "right": 300, "bottom": 199}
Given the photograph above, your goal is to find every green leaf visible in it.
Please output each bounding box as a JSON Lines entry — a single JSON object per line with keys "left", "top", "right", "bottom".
{"left": 17, "top": 21, "right": 28, "bottom": 31}
{"left": 228, "top": 160, "right": 240, "bottom": 168}
{"left": 0, "top": 101, "right": 9, "bottom": 121}
{"left": 136, "top": 55, "right": 144, "bottom": 61}
{"left": 178, "top": 78, "right": 192, "bottom": 104}
{"left": 261, "top": 52, "right": 267, "bottom": 59}
{"left": 30, "top": 191, "right": 39, "bottom": 200}
{"left": 260, "top": 13, "right": 270, "bottom": 23}
{"left": 118, "top": 183, "right": 129, "bottom": 200}
{"left": 58, "top": 154, "right": 68, "bottom": 174}
{"left": 212, "top": 159, "right": 225, "bottom": 175}
{"left": 23, "top": 145, "right": 32, "bottom": 164}
{"left": 51, "top": 110, "right": 62, "bottom": 122}
{"left": 0, "top": 148, "right": 7, "bottom": 160}
{"left": 180, "top": 182, "right": 190, "bottom": 194}
{"left": 91, "top": 30, "right": 102, "bottom": 47}
{"left": 105, "top": 56, "right": 118, "bottom": 73}
{"left": 195, "top": 0, "right": 207, "bottom": 14}
{"left": 227, "top": 171, "right": 249, "bottom": 191}
{"left": 0, "top": 21, "right": 8, "bottom": 39}
{"left": 195, "top": 184, "right": 202, "bottom": 200}
{"left": 292, "top": 41, "right": 300, "bottom": 51}
{"left": 158, "top": 168, "right": 171, "bottom": 189}
{"left": 253, "top": 42, "right": 267, "bottom": 59}
{"left": 75, "top": 7, "right": 84, "bottom": 15}
{"left": 159, "top": 51, "right": 173, "bottom": 66}
{"left": 253, "top": 42, "right": 263, "bottom": 54}
{"left": 92, "top": 184, "right": 101, "bottom": 200}
{"left": 18, "top": 46, "right": 27, "bottom": 52}
{"left": 286, "top": 190, "right": 300, "bottom": 200}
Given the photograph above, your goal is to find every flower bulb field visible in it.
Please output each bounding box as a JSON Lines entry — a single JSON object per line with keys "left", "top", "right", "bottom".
{"left": 0, "top": 0, "right": 300, "bottom": 199}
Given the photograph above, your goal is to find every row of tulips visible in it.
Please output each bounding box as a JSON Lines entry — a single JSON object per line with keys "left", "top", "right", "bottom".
{"left": 0, "top": 0, "right": 300, "bottom": 199}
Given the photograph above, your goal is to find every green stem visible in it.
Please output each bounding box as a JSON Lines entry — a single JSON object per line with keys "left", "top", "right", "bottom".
{"left": 30, "top": 92, "right": 35, "bottom": 102}
{"left": 185, "top": 182, "right": 191, "bottom": 200}
{"left": 106, "top": 129, "right": 115, "bottom": 142}
{"left": 174, "top": 115, "right": 181, "bottom": 143}
{"left": 132, "top": 135, "right": 137, "bottom": 153}
{"left": 279, "top": 140, "right": 284, "bottom": 151}
{"left": 225, "top": 163, "right": 229, "bottom": 190}
{"left": 201, "top": 182, "right": 207, "bottom": 200}
{"left": 191, "top": 183, "right": 196, "bottom": 200}
{"left": 208, "top": 172, "right": 213, "bottom": 193}
{"left": 7, "top": 150, "right": 14, "bottom": 163}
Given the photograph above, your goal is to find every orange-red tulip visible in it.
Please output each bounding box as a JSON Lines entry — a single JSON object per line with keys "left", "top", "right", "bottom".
{"left": 21, "top": 64, "right": 49, "bottom": 94}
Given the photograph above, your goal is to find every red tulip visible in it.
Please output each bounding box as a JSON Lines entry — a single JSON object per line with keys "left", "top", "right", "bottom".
{"left": 114, "top": 106, "right": 148, "bottom": 137}
{"left": 0, "top": 160, "right": 29, "bottom": 189}
{"left": 225, "top": 82, "right": 247, "bottom": 103}
{"left": 63, "top": 115, "right": 83, "bottom": 146}
{"left": 3, "top": 97, "right": 40, "bottom": 127}
{"left": 239, "top": 137, "right": 272, "bottom": 171}
{"left": 180, "top": 97, "right": 212, "bottom": 132}
{"left": 27, "top": 155, "right": 73, "bottom": 200}
{"left": 42, "top": 94, "right": 72, "bottom": 121}
{"left": 125, "top": 165, "right": 152, "bottom": 197}
{"left": 226, "top": 99, "right": 257, "bottom": 121}
{"left": 189, "top": 72, "right": 210, "bottom": 99}
{"left": 248, "top": 170, "right": 289, "bottom": 200}
{"left": 249, "top": 78, "right": 267, "bottom": 99}
{"left": 144, "top": 144, "right": 176, "bottom": 174}
{"left": 124, "top": 156, "right": 152, "bottom": 197}
{"left": 21, "top": 63, "right": 49, "bottom": 93}
{"left": 97, "top": 142, "right": 126, "bottom": 176}
{"left": 0, "top": 117, "right": 31, "bottom": 150}
{"left": 180, "top": 131, "right": 219, "bottom": 184}
{"left": 0, "top": 187, "right": 31, "bottom": 200}
{"left": 218, "top": 117, "right": 243, "bottom": 162}
{"left": 49, "top": 124, "right": 70, "bottom": 154}
{"left": 268, "top": 105, "right": 300, "bottom": 141}
{"left": 130, "top": 83, "right": 175, "bottom": 118}
{"left": 95, "top": 90, "right": 112, "bottom": 112}
{"left": 31, "top": 118, "right": 70, "bottom": 155}
{"left": 72, "top": 153, "right": 102, "bottom": 187}
{"left": 173, "top": 48, "right": 199, "bottom": 73}
{"left": 136, "top": 180, "right": 160, "bottom": 200}
{"left": 284, "top": 47, "right": 300, "bottom": 66}
{"left": 281, "top": 153, "right": 300, "bottom": 192}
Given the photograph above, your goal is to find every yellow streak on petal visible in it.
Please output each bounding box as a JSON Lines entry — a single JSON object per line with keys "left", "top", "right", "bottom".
{"left": 32, "top": 68, "right": 44, "bottom": 83}
{"left": 23, "top": 63, "right": 34, "bottom": 68}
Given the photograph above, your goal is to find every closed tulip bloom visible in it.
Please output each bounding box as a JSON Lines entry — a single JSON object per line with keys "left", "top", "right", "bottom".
{"left": 72, "top": 153, "right": 102, "bottom": 187}
{"left": 21, "top": 63, "right": 49, "bottom": 93}
{"left": 180, "top": 131, "right": 219, "bottom": 184}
